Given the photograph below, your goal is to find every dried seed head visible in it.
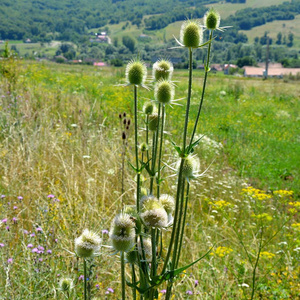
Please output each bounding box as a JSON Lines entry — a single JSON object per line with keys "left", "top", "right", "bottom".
{"left": 180, "top": 20, "right": 203, "bottom": 48}
{"left": 125, "top": 60, "right": 147, "bottom": 86}
{"left": 119, "top": 113, "right": 122, "bottom": 119}
{"left": 123, "top": 118, "right": 127, "bottom": 125}
{"left": 148, "top": 113, "right": 159, "bottom": 131}
{"left": 140, "top": 196, "right": 168, "bottom": 228}
{"left": 143, "top": 101, "right": 155, "bottom": 115}
{"left": 122, "top": 132, "right": 126, "bottom": 140}
{"left": 123, "top": 112, "right": 126, "bottom": 117}
{"left": 75, "top": 229, "right": 101, "bottom": 258}
{"left": 159, "top": 194, "right": 175, "bottom": 214}
{"left": 153, "top": 59, "right": 174, "bottom": 81}
{"left": 109, "top": 213, "right": 136, "bottom": 252}
{"left": 204, "top": 9, "right": 220, "bottom": 30}
{"left": 59, "top": 278, "right": 74, "bottom": 292}
{"left": 155, "top": 80, "right": 175, "bottom": 105}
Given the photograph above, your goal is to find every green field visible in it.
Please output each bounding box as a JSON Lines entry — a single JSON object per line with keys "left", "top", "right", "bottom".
{"left": 206, "top": 0, "right": 292, "bottom": 19}
{"left": 240, "top": 14, "right": 300, "bottom": 48}
{"left": 0, "top": 54, "right": 299, "bottom": 299}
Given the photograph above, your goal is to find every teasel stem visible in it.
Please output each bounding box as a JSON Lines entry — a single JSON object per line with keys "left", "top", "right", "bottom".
{"left": 134, "top": 85, "right": 140, "bottom": 212}
{"left": 83, "top": 259, "right": 87, "bottom": 300}
{"left": 150, "top": 104, "right": 161, "bottom": 194}
{"left": 157, "top": 104, "right": 165, "bottom": 198}
{"left": 150, "top": 228, "right": 157, "bottom": 278}
{"left": 189, "top": 30, "right": 213, "bottom": 148}
{"left": 165, "top": 47, "right": 193, "bottom": 300}
{"left": 121, "top": 251, "right": 126, "bottom": 300}
{"left": 146, "top": 114, "right": 150, "bottom": 162}
{"left": 175, "top": 182, "right": 190, "bottom": 268}
{"left": 131, "top": 264, "right": 137, "bottom": 300}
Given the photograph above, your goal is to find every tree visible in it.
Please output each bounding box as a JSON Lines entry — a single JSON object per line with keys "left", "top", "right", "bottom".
{"left": 287, "top": 33, "right": 294, "bottom": 47}
{"left": 276, "top": 32, "right": 282, "bottom": 45}
{"left": 122, "top": 35, "right": 135, "bottom": 53}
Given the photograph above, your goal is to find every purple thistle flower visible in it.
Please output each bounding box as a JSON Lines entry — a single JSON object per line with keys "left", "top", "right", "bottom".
{"left": 47, "top": 249, "right": 52, "bottom": 254}
{"left": 195, "top": 280, "right": 199, "bottom": 287}
{"left": 55, "top": 239, "right": 58, "bottom": 243}
{"left": 78, "top": 275, "right": 84, "bottom": 281}
{"left": 47, "top": 194, "right": 55, "bottom": 198}
{"left": 23, "top": 230, "right": 29, "bottom": 235}
{"left": 95, "top": 284, "right": 100, "bottom": 289}
{"left": 36, "top": 227, "right": 42, "bottom": 232}
{"left": 7, "top": 258, "right": 13, "bottom": 264}
{"left": 1, "top": 218, "right": 7, "bottom": 224}
{"left": 13, "top": 206, "right": 18, "bottom": 210}
{"left": 6, "top": 226, "right": 9, "bottom": 231}
{"left": 0, "top": 243, "right": 4, "bottom": 247}
{"left": 12, "top": 217, "right": 17, "bottom": 223}
{"left": 107, "top": 288, "right": 114, "bottom": 293}
{"left": 17, "top": 196, "right": 23, "bottom": 200}
{"left": 27, "top": 244, "right": 33, "bottom": 248}
{"left": 160, "top": 289, "right": 167, "bottom": 294}
{"left": 32, "top": 248, "right": 39, "bottom": 253}
{"left": 1, "top": 195, "right": 5, "bottom": 198}
{"left": 102, "top": 229, "right": 109, "bottom": 234}
{"left": 38, "top": 246, "right": 44, "bottom": 251}
{"left": 30, "top": 233, "right": 36, "bottom": 237}
{"left": 38, "top": 258, "right": 43, "bottom": 262}
{"left": 186, "top": 290, "right": 193, "bottom": 295}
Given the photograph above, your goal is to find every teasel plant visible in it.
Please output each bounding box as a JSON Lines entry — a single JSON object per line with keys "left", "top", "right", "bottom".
{"left": 107, "top": 8, "right": 230, "bottom": 300}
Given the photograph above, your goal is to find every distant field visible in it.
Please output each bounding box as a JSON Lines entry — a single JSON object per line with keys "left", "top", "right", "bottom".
{"left": 206, "top": 0, "right": 291, "bottom": 19}
{"left": 240, "top": 14, "right": 300, "bottom": 48}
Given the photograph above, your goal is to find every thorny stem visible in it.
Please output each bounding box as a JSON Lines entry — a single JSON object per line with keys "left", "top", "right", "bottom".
{"left": 146, "top": 114, "right": 150, "bottom": 162}
{"left": 134, "top": 85, "right": 140, "bottom": 212}
{"left": 131, "top": 264, "right": 137, "bottom": 300}
{"left": 83, "top": 259, "right": 87, "bottom": 300}
{"left": 189, "top": 31, "right": 213, "bottom": 149}
{"left": 175, "top": 182, "right": 190, "bottom": 268}
{"left": 157, "top": 104, "right": 165, "bottom": 198}
{"left": 121, "top": 251, "right": 126, "bottom": 300}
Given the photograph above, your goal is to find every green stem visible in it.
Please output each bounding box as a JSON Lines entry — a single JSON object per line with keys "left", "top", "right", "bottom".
{"left": 121, "top": 251, "right": 126, "bottom": 300}
{"left": 150, "top": 228, "right": 157, "bottom": 278}
{"left": 149, "top": 131, "right": 156, "bottom": 194}
{"left": 146, "top": 114, "right": 149, "bottom": 162}
{"left": 175, "top": 182, "right": 190, "bottom": 268}
{"left": 131, "top": 264, "right": 137, "bottom": 300}
{"left": 134, "top": 85, "right": 140, "bottom": 212}
{"left": 83, "top": 259, "right": 87, "bottom": 300}
{"left": 157, "top": 104, "right": 165, "bottom": 198}
{"left": 189, "top": 31, "right": 213, "bottom": 149}
{"left": 183, "top": 48, "right": 193, "bottom": 152}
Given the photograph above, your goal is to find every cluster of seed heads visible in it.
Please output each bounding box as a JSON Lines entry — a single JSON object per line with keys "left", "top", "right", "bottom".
{"left": 119, "top": 112, "right": 131, "bottom": 141}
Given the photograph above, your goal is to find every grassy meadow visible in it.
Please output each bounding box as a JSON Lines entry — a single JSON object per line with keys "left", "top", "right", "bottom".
{"left": 0, "top": 59, "right": 300, "bottom": 299}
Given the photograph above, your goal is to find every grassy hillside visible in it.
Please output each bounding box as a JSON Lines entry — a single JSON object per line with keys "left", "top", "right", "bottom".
{"left": 0, "top": 58, "right": 299, "bottom": 298}
{"left": 206, "top": 0, "right": 292, "bottom": 19}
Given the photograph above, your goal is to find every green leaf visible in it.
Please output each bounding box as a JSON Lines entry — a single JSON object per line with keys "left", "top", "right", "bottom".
{"left": 185, "top": 135, "right": 205, "bottom": 154}
{"left": 128, "top": 161, "right": 138, "bottom": 172}
{"left": 196, "top": 36, "right": 217, "bottom": 49}
{"left": 171, "top": 140, "right": 182, "bottom": 155}
{"left": 139, "top": 158, "right": 152, "bottom": 172}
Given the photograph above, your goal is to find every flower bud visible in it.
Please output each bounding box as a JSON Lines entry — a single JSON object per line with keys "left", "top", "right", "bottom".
{"left": 59, "top": 278, "right": 74, "bottom": 292}
{"left": 148, "top": 113, "right": 159, "bottom": 131}
{"left": 75, "top": 229, "right": 101, "bottom": 258}
{"left": 177, "top": 155, "right": 200, "bottom": 180}
{"left": 153, "top": 59, "right": 174, "bottom": 81}
{"left": 143, "top": 101, "right": 155, "bottom": 115}
{"left": 125, "top": 60, "right": 147, "bottom": 86}
{"left": 180, "top": 20, "right": 203, "bottom": 48}
{"left": 109, "top": 213, "right": 136, "bottom": 252}
{"left": 155, "top": 80, "right": 174, "bottom": 105}
{"left": 204, "top": 9, "right": 220, "bottom": 30}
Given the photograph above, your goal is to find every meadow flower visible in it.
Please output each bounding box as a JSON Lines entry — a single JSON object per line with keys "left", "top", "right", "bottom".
{"left": 102, "top": 229, "right": 109, "bottom": 235}
{"left": 36, "top": 227, "right": 42, "bottom": 232}
{"left": 47, "top": 249, "right": 52, "bottom": 254}
{"left": 177, "top": 20, "right": 203, "bottom": 48}
{"left": 0, "top": 243, "right": 4, "bottom": 247}
{"left": 17, "top": 196, "right": 23, "bottom": 200}
{"left": 7, "top": 258, "right": 13, "bottom": 264}
{"left": 32, "top": 248, "right": 38, "bottom": 253}
{"left": 109, "top": 213, "right": 135, "bottom": 253}
{"left": 153, "top": 59, "right": 174, "bottom": 81}
{"left": 125, "top": 59, "right": 147, "bottom": 87}
{"left": 27, "top": 244, "right": 33, "bottom": 248}
{"left": 75, "top": 229, "right": 102, "bottom": 258}
{"left": 59, "top": 278, "right": 74, "bottom": 292}
{"left": 1, "top": 218, "right": 7, "bottom": 224}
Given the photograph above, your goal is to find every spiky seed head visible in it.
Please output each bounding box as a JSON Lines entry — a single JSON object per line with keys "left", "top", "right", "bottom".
{"left": 180, "top": 20, "right": 203, "bottom": 48}
{"left": 109, "top": 213, "right": 136, "bottom": 252}
{"left": 153, "top": 59, "right": 174, "bottom": 81}
{"left": 139, "top": 142, "right": 149, "bottom": 152}
{"left": 140, "top": 197, "right": 168, "bottom": 228}
{"left": 59, "top": 278, "right": 74, "bottom": 292}
{"left": 75, "top": 229, "right": 101, "bottom": 258}
{"left": 138, "top": 237, "right": 152, "bottom": 262}
{"left": 148, "top": 113, "right": 159, "bottom": 131}
{"left": 125, "top": 60, "right": 147, "bottom": 86}
{"left": 159, "top": 194, "right": 175, "bottom": 214}
{"left": 204, "top": 9, "right": 220, "bottom": 30}
{"left": 140, "top": 195, "right": 158, "bottom": 211}
{"left": 143, "top": 101, "right": 155, "bottom": 115}
{"left": 126, "top": 250, "right": 137, "bottom": 264}
{"left": 177, "top": 155, "right": 200, "bottom": 180}
{"left": 155, "top": 80, "right": 175, "bottom": 105}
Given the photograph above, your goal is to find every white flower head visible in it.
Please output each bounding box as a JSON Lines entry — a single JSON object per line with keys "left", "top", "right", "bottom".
{"left": 75, "top": 229, "right": 102, "bottom": 258}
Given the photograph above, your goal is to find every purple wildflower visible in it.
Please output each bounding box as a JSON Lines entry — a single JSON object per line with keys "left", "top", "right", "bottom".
{"left": 38, "top": 246, "right": 44, "bottom": 251}
{"left": 32, "top": 248, "right": 39, "bottom": 253}
{"left": 186, "top": 290, "right": 193, "bottom": 295}
{"left": 107, "top": 288, "right": 114, "bottom": 293}
{"left": 12, "top": 217, "right": 17, "bottom": 223}
{"left": 160, "top": 289, "right": 167, "bottom": 294}
{"left": 195, "top": 280, "right": 199, "bottom": 287}
{"left": 38, "top": 258, "right": 43, "bottom": 262}
{"left": 78, "top": 275, "right": 84, "bottom": 281}
{"left": 95, "top": 284, "right": 100, "bottom": 289}
{"left": 1, "top": 195, "right": 5, "bottom": 198}
{"left": 1, "top": 218, "right": 7, "bottom": 224}
{"left": 7, "top": 258, "right": 13, "bottom": 264}
{"left": 36, "top": 227, "right": 42, "bottom": 232}
{"left": 6, "top": 226, "right": 9, "bottom": 231}
{"left": 102, "top": 229, "right": 109, "bottom": 234}
{"left": 27, "top": 244, "right": 33, "bottom": 248}
{"left": 0, "top": 243, "right": 4, "bottom": 247}
{"left": 30, "top": 233, "right": 36, "bottom": 237}
{"left": 47, "top": 249, "right": 52, "bottom": 254}
{"left": 13, "top": 206, "right": 18, "bottom": 210}
{"left": 47, "top": 194, "right": 55, "bottom": 198}
{"left": 23, "top": 230, "right": 29, "bottom": 235}
{"left": 17, "top": 196, "right": 23, "bottom": 200}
